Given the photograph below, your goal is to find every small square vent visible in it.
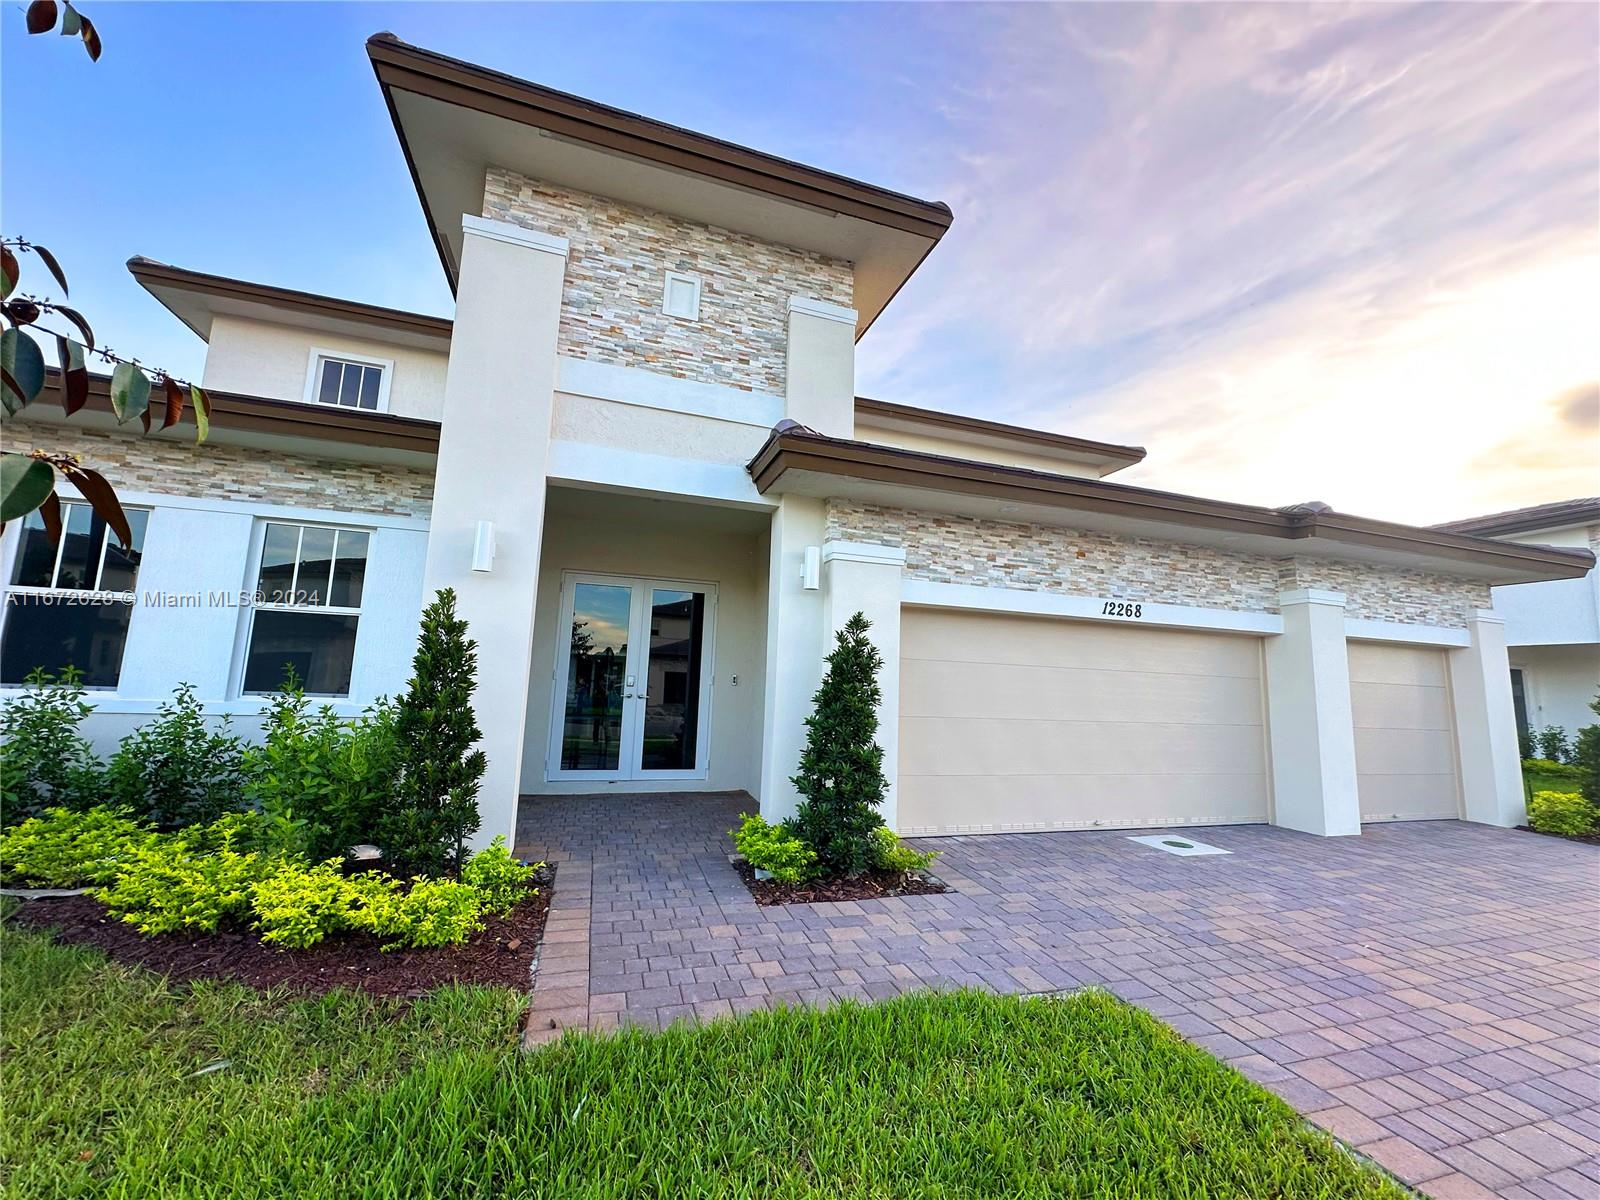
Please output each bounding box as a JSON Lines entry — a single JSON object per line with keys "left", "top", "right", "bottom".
{"left": 1127, "top": 834, "right": 1231, "bottom": 857}
{"left": 662, "top": 271, "right": 701, "bottom": 320}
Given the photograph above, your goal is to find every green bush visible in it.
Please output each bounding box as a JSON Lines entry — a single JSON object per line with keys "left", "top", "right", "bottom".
{"left": 1527, "top": 790, "right": 1597, "bottom": 837}
{"left": 1522, "top": 758, "right": 1582, "bottom": 780}
{"left": 870, "top": 826, "right": 939, "bottom": 875}
{"left": 460, "top": 835, "right": 537, "bottom": 915}
{"left": 106, "top": 683, "right": 250, "bottom": 831}
{"left": 1517, "top": 727, "right": 1535, "bottom": 760}
{"left": 249, "top": 859, "right": 368, "bottom": 950}
{"left": 349, "top": 876, "right": 484, "bottom": 949}
{"left": 246, "top": 673, "right": 398, "bottom": 861}
{"left": 1534, "top": 726, "right": 1573, "bottom": 764}
{"left": 0, "top": 667, "right": 103, "bottom": 825}
{"left": 731, "top": 812, "right": 817, "bottom": 883}
{"left": 0, "top": 806, "right": 152, "bottom": 887}
{"left": 97, "top": 836, "right": 270, "bottom": 935}
{"left": 1577, "top": 693, "right": 1600, "bottom": 808}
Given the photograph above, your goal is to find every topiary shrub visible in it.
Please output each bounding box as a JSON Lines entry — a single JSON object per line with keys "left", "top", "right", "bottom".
{"left": 460, "top": 835, "right": 537, "bottom": 915}
{"left": 0, "top": 805, "right": 152, "bottom": 887}
{"left": 378, "top": 589, "right": 486, "bottom": 876}
{"left": 789, "top": 613, "right": 889, "bottom": 877}
{"left": 0, "top": 667, "right": 103, "bottom": 825}
{"left": 106, "top": 683, "right": 249, "bottom": 831}
{"left": 1527, "top": 791, "right": 1597, "bottom": 838}
{"left": 731, "top": 812, "right": 817, "bottom": 883}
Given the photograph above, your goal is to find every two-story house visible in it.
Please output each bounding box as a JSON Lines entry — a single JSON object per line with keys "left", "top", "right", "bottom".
{"left": 1435, "top": 498, "right": 1600, "bottom": 745}
{"left": 3, "top": 35, "right": 1592, "bottom": 852}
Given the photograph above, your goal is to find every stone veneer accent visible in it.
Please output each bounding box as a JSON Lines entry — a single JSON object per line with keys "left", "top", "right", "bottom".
{"left": 827, "top": 501, "right": 1491, "bottom": 626}
{"left": 6, "top": 424, "right": 434, "bottom": 521}
{"left": 482, "top": 168, "right": 853, "bottom": 397}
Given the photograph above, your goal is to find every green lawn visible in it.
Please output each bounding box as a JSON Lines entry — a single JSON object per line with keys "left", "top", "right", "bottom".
{"left": 3, "top": 922, "right": 1407, "bottom": 1200}
{"left": 1523, "top": 763, "right": 1584, "bottom": 798}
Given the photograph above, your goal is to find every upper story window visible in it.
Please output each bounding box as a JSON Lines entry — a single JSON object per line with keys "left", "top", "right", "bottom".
{"left": 304, "top": 349, "right": 391, "bottom": 412}
{"left": 661, "top": 271, "right": 702, "bottom": 321}
{"left": 1, "top": 502, "right": 151, "bottom": 688}
{"left": 242, "top": 521, "right": 368, "bottom": 697}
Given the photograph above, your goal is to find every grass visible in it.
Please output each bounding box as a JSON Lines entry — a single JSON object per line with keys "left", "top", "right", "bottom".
{"left": 2, "top": 922, "right": 1408, "bottom": 1200}
{"left": 1523, "top": 762, "right": 1584, "bottom": 799}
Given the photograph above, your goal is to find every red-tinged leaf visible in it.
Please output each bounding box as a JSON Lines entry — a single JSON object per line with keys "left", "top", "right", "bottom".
{"left": 56, "top": 336, "right": 88, "bottom": 415}
{"left": 161, "top": 376, "right": 184, "bottom": 430}
{"left": 53, "top": 304, "right": 93, "bottom": 349}
{"left": 59, "top": 463, "right": 130, "bottom": 549}
{"left": 4, "top": 299, "right": 41, "bottom": 327}
{"left": 1, "top": 367, "right": 25, "bottom": 418}
{"left": 0, "top": 247, "right": 16, "bottom": 301}
{"left": 60, "top": 0, "right": 80, "bottom": 35}
{"left": 25, "top": 1, "right": 57, "bottom": 35}
{"left": 139, "top": 405, "right": 151, "bottom": 434}
{"left": 32, "top": 245, "right": 68, "bottom": 297}
{"left": 108, "top": 361, "right": 149, "bottom": 424}
{"left": 79, "top": 15, "right": 101, "bottom": 61}
{"left": 0, "top": 452, "right": 55, "bottom": 525}
{"left": 38, "top": 489, "right": 62, "bottom": 543}
{"left": 191, "top": 384, "right": 210, "bottom": 443}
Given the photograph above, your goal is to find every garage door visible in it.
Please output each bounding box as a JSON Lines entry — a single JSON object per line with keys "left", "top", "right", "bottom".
{"left": 1348, "top": 642, "right": 1460, "bottom": 822}
{"left": 898, "top": 608, "right": 1269, "bottom": 835}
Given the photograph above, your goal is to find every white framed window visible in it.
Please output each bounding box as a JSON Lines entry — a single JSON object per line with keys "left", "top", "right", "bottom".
{"left": 241, "top": 521, "right": 369, "bottom": 697}
{"left": 303, "top": 348, "right": 393, "bottom": 412}
{"left": 1, "top": 502, "right": 151, "bottom": 688}
{"left": 661, "top": 271, "right": 702, "bottom": 321}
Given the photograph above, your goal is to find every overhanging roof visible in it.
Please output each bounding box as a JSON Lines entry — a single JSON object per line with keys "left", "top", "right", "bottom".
{"left": 749, "top": 428, "right": 1595, "bottom": 586}
{"left": 855, "top": 396, "right": 1146, "bottom": 475}
{"left": 366, "top": 33, "right": 953, "bottom": 339}
{"left": 128, "top": 258, "right": 453, "bottom": 353}
{"left": 1434, "top": 497, "right": 1600, "bottom": 539}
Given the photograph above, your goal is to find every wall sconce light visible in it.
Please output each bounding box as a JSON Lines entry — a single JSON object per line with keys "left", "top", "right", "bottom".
{"left": 802, "top": 545, "right": 821, "bottom": 591}
{"left": 472, "top": 520, "right": 496, "bottom": 573}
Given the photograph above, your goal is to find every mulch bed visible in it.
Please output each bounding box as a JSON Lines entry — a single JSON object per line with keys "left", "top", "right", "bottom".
{"left": 5, "top": 868, "right": 552, "bottom": 999}
{"left": 732, "top": 859, "right": 948, "bottom": 906}
{"left": 1516, "top": 825, "right": 1600, "bottom": 847}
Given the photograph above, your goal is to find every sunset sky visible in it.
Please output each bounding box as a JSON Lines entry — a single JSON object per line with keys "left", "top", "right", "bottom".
{"left": 3, "top": 2, "right": 1595, "bottom": 524}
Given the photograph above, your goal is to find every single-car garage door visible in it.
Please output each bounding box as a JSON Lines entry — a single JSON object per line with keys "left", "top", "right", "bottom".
{"left": 1348, "top": 642, "right": 1461, "bottom": 822}
{"left": 898, "top": 608, "right": 1269, "bottom": 835}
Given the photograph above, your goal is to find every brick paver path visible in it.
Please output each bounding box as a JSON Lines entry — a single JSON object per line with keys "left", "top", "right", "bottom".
{"left": 517, "top": 793, "right": 1600, "bottom": 1199}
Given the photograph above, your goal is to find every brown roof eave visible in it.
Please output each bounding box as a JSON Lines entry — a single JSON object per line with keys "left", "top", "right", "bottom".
{"left": 854, "top": 396, "right": 1147, "bottom": 465}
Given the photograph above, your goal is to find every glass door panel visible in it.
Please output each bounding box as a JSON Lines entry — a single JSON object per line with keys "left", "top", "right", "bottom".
{"left": 559, "top": 582, "right": 633, "bottom": 772}
{"left": 639, "top": 589, "right": 707, "bottom": 772}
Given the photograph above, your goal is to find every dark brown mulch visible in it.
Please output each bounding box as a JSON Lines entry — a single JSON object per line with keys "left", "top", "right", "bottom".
{"left": 732, "top": 859, "right": 948, "bottom": 906}
{"left": 1516, "top": 825, "right": 1600, "bottom": 847}
{"left": 5, "top": 869, "right": 552, "bottom": 999}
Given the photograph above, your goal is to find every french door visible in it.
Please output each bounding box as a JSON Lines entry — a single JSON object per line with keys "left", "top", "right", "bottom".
{"left": 547, "top": 573, "right": 716, "bottom": 782}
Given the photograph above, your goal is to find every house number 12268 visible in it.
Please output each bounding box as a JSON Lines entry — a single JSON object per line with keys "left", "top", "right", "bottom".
{"left": 1101, "top": 601, "right": 1143, "bottom": 618}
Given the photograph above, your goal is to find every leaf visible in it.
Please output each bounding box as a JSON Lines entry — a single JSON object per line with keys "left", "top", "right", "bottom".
{"left": 59, "top": 463, "right": 130, "bottom": 549}
{"left": 0, "top": 247, "right": 16, "bottom": 301}
{"left": 0, "top": 328, "right": 47, "bottom": 413}
{"left": 31, "top": 245, "right": 68, "bottom": 297}
{"left": 38, "top": 490, "right": 62, "bottom": 543}
{"left": 53, "top": 304, "right": 93, "bottom": 349}
{"left": 0, "top": 368, "right": 23, "bottom": 418}
{"left": 0, "top": 453, "right": 55, "bottom": 525}
{"left": 160, "top": 376, "right": 185, "bottom": 430}
{"left": 79, "top": 14, "right": 101, "bottom": 61}
{"left": 56, "top": 335, "right": 88, "bottom": 415}
{"left": 4, "top": 299, "right": 41, "bottom": 327}
{"left": 108, "top": 361, "right": 150, "bottom": 425}
{"left": 60, "top": 1, "right": 81, "bottom": 35}
{"left": 25, "top": 1, "right": 57, "bottom": 35}
{"left": 191, "top": 384, "right": 210, "bottom": 444}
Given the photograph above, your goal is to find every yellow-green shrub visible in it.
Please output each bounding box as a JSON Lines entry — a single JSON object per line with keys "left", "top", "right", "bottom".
{"left": 1528, "top": 791, "right": 1597, "bottom": 837}
{"left": 348, "top": 877, "right": 484, "bottom": 949}
{"left": 96, "top": 839, "right": 269, "bottom": 935}
{"left": 731, "top": 813, "right": 817, "bottom": 883}
{"left": 0, "top": 806, "right": 152, "bottom": 887}
{"left": 460, "top": 835, "right": 538, "bottom": 915}
{"left": 249, "top": 860, "right": 364, "bottom": 949}
{"left": 871, "top": 826, "right": 939, "bottom": 875}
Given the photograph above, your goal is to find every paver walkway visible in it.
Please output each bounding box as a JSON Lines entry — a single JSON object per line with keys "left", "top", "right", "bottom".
{"left": 516, "top": 793, "right": 1600, "bottom": 1199}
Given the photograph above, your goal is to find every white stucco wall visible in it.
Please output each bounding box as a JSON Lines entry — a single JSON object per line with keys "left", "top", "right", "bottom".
{"left": 1511, "top": 643, "right": 1600, "bottom": 737}
{"left": 202, "top": 314, "right": 449, "bottom": 421}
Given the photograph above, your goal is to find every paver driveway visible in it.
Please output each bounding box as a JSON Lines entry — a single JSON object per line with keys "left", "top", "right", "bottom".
{"left": 517, "top": 793, "right": 1600, "bottom": 1199}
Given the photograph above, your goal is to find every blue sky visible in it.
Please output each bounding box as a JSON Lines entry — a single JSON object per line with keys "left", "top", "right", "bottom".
{"left": 4, "top": 3, "right": 1596, "bottom": 522}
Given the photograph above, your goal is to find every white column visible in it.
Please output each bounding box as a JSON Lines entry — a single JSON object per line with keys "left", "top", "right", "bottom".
{"left": 822, "top": 541, "right": 906, "bottom": 830}
{"left": 784, "top": 296, "right": 856, "bottom": 437}
{"left": 1449, "top": 609, "right": 1526, "bottom": 827}
{"left": 1264, "top": 588, "right": 1362, "bottom": 836}
{"left": 422, "top": 215, "right": 568, "bottom": 849}
{"left": 757, "top": 495, "right": 827, "bottom": 823}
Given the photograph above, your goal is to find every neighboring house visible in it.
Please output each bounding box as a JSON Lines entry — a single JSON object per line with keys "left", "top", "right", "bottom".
{"left": 2, "top": 35, "right": 1592, "bottom": 850}
{"left": 1434, "top": 499, "right": 1600, "bottom": 746}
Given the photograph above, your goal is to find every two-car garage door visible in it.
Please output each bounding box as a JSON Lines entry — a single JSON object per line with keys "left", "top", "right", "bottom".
{"left": 898, "top": 609, "right": 1270, "bottom": 835}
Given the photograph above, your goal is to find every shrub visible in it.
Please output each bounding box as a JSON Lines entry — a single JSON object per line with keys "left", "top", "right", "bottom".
{"left": 1534, "top": 726, "right": 1573, "bottom": 765}
{"left": 790, "top": 613, "right": 890, "bottom": 877}
{"left": 246, "top": 673, "right": 397, "bottom": 861}
{"left": 0, "top": 667, "right": 102, "bottom": 825}
{"left": 1517, "top": 727, "right": 1535, "bottom": 760}
{"left": 870, "top": 826, "right": 939, "bottom": 875}
{"left": 349, "top": 876, "right": 484, "bottom": 950}
{"left": 1577, "top": 693, "right": 1600, "bottom": 808}
{"left": 249, "top": 859, "right": 363, "bottom": 950}
{"left": 731, "top": 813, "right": 817, "bottom": 883}
{"left": 106, "top": 683, "right": 249, "bottom": 831}
{"left": 379, "top": 589, "right": 486, "bottom": 876}
{"left": 0, "top": 806, "right": 152, "bottom": 887}
{"left": 1522, "top": 758, "right": 1582, "bottom": 780}
{"left": 1528, "top": 791, "right": 1598, "bottom": 838}
{"left": 97, "top": 836, "right": 269, "bottom": 935}
{"left": 460, "top": 835, "right": 537, "bottom": 915}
